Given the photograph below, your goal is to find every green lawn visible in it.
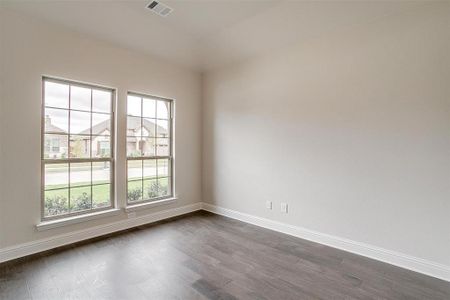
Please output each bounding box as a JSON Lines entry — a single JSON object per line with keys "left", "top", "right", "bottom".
{"left": 45, "top": 179, "right": 110, "bottom": 190}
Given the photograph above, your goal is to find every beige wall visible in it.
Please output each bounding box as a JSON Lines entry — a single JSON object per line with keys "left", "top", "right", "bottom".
{"left": 0, "top": 9, "right": 202, "bottom": 248}
{"left": 202, "top": 3, "right": 450, "bottom": 266}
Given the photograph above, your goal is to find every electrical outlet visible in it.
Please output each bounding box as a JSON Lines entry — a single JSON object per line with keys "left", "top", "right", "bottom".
{"left": 127, "top": 212, "right": 136, "bottom": 219}
{"left": 281, "top": 202, "right": 288, "bottom": 213}
{"left": 266, "top": 200, "right": 272, "bottom": 210}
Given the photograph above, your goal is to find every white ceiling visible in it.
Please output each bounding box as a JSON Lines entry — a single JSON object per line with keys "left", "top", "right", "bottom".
{"left": 1, "top": 0, "right": 428, "bottom": 71}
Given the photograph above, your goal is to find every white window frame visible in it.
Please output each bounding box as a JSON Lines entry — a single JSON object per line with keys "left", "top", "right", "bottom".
{"left": 41, "top": 77, "right": 116, "bottom": 221}
{"left": 126, "top": 92, "right": 174, "bottom": 206}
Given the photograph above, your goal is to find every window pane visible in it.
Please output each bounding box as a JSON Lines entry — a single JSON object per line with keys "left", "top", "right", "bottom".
{"left": 142, "top": 138, "right": 156, "bottom": 156}
{"left": 143, "top": 159, "right": 157, "bottom": 180}
{"left": 156, "top": 138, "right": 169, "bottom": 156}
{"left": 45, "top": 81, "right": 69, "bottom": 109}
{"left": 45, "top": 108, "right": 68, "bottom": 133}
{"left": 45, "top": 163, "right": 68, "bottom": 190}
{"left": 70, "top": 135, "right": 90, "bottom": 158}
{"left": 45, "top": 188, "right": 69, "bottom": 217}
{"left": 92, "top": 89, "right": 111, "bottom": 113}
{"left": 127, "top": 160, "right": 142, "bottom": 202}
{"left": 128, "top": 179, "right": 142, "bottom": 202}
{"left": 142, "top": 119, "right": 156, "bottom": 137}
{"left": 127, "top": 116, "right": 142, "bottom": 137}
{"left": 92, "top": 136, "right": 111, "bottom": 158}
{"left": 156, "top": 119, "right": 169, "bottom": 137}
{"left": 93, "top": 184, "right": 110, "bottom": 208}
{"left": 70, "top": 111, "right": 91, "bottom": 134}
{"left": 70, "top": 185, "right": 91, "bottom": 212}
{"left": 127, "top": 95, "right": 141, "bottom": 116}
{"left": 127, "top": 160, "right": 142, "bottom": 181}
{"left": 158, "top": 158, "right": 169, "bottom": 177}
{"left": 142, "top": 98, "right": 156, "bottom": 118}
{"left": 92, "top": 161, "right": 110, "bottom": 185}
{"left": 158, "top": 177, "right": 169, "bottom": 197}
{"left": 156, "top": 100, "right": 169, "bottom": 119}
{"left": 92, "top": 113, "right": 110, "bottom": 135}
{"left": 127, "top": 136, "right": 141, "bottom": 157}
{"left": 143, "top": 179, "right": 158, "bottom": 199}
{"left": 71, "top": 85, "right": 91, "bottom": 111}
{"left": 44, "top": 134, "right": 68, "bottom": 159}
{"left": 70, "top": 162, "right": 91, "bottom": 187}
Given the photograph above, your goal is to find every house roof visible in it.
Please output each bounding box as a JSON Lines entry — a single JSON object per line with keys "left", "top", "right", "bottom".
{"left": 79, "top": 118, "right": 168, "bottom": 136}
{"left": 46, "top": 115, "right": 168, "bottom": 136}
{"left": 45, "top": 116, "right": 66, "bottom": 134}
{"left": 127, "top": 118, "right": 168, "bottom": 136}
{"left": 81, "top": 118, "right": 112, "bottom": 135}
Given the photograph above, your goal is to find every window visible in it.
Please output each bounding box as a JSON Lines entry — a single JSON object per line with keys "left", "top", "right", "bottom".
{"left": 42, "top": 77, "right": 115, "bottom": 220}
{"left": 126, "top": 93, "right": 173, "bottom": 204}
{"left": 44, "top": 137, "right": 60, "bottom": 154}
{"left": 51, "top": 139, "right": 60, "bottom": 152}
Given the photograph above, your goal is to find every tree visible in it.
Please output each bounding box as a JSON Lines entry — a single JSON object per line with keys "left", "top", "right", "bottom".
{"left": 71, "top": 136, "right": 85, "bottom": 157}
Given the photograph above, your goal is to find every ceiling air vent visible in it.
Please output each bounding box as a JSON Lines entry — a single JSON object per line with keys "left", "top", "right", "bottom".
{"left": 146, "top": 1, "right": 173, "bottom": 17}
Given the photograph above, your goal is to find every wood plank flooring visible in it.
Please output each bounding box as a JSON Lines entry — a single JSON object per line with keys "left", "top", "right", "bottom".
{"left": 0, "top": 211, "right": 449, "bottom": 299}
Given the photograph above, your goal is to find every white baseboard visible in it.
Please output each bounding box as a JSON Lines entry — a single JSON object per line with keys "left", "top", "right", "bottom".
{"left": 201, "top": 202, "right": 450, "bottom": 282}
{"left": 0, "top": 202, "right": 202, "bottom": 263}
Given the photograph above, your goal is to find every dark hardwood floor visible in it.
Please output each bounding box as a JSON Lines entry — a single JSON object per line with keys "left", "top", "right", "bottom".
{"left": 0, "top": 211, "right": 449, "bottom": 299}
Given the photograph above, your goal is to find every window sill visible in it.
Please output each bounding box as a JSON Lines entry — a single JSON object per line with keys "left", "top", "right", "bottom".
{"left": 36, "top": 208, "right": 121, "bottom": 231}
{"left": 125, "top": 197, "right": 177, "bottom": 212}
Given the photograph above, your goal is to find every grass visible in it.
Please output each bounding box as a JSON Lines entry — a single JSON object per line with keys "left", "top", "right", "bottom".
{"left": 127, "top": 177, "right": 169, "bottom": 190}
{"left": 45, "top": 179, "right": 110, "bottom": 190}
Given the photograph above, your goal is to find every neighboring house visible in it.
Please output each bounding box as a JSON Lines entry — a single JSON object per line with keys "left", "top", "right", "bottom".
{"left": 44, "top": 115, "right": 169, "bottom": 158}
{"left": 126, "top": 118, "right": 170, "bottom": 156}
{"left": 44, "top": 115, "right": 69, "bottom": 159}
{"left": 80, "top": 120, "right": 112, "bottom": 158}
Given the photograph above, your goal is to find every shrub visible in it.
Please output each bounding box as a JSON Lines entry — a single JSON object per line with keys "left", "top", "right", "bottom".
{"left": 45, "top": 195, "right": 68, "bottom": 216}
{"left": 45, "top": 192, "right": 93, "bottom": 216}
{"left": 129, "top": 151, "right": 141, "bottom": 157}
{"left": 72, "top": 192, "right": 91, "bottom": 211}
{"left": 128, "top": 188, "right": 142, "bottom": 201}
{"left": 146, "top": 181, "right": 168, "bottom": 199}
{"left": 158, "top": 182, "right": 168, "bottom": 196}
{"left": 147, "top": 181, "right": 159, "bottom": 198}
